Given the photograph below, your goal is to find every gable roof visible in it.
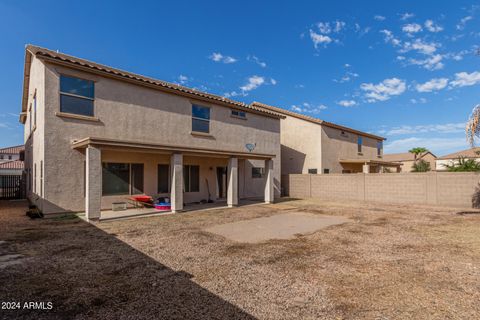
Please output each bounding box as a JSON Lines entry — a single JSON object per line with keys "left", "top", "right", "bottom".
{"left": 250, "top": 101, "right": 386, "bottom": 141}
{"left": 383, "top": 151, "right": 436, "bottom": 162}
{"left": 438, "top": 147, "right": 480, "bottom": 160}
{"left": 21, "top": 45, "right": 285, "bottom": 123}
{"left": 0, "top": 145, "right": 24, "bottom": 154}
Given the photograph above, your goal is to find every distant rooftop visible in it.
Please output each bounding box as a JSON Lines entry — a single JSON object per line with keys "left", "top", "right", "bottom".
{"left": 438, "top": 147, "right": 480, "bottom": 160}
{"left": 0, "top": 145, "right": 24, "bottom": 154}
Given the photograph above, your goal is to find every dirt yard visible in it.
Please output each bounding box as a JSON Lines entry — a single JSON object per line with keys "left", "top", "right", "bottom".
{"left": 1, "top": 199, "right": 479, "bottom": 319}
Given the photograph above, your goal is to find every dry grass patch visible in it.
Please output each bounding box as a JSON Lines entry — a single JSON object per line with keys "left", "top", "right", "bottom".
{"left": 1, "top": 199, "right": 479, "bottom": 319}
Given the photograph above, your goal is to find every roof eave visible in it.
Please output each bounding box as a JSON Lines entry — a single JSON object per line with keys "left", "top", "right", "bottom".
{"left": 20, "top": 47, "right": 34, "bottom": 124}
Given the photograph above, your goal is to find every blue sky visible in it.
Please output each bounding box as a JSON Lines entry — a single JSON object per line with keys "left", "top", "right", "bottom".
{"left": 1, "top": 0, "right": 479, "bottom": 155}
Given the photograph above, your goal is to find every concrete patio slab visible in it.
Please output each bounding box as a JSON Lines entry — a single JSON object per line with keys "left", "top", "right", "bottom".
{"left": 206, "top": 212, "right": 351, "bottom": 243}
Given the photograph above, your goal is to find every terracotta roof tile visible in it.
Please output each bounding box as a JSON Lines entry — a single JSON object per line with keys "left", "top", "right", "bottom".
{"left": 0, "top": 145, "right": 24, "bottom": 154}
{"left": 24, "top": 45, "right": 284, "bottom": 119}
{"left": 0, "top": 160, "right": 24, "bottom": 170}
{"left": 438, "top": 147, "right": 480, "bottom": 160}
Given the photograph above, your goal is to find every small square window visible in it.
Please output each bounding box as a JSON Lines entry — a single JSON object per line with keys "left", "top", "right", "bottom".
{"left": 231, "top": 110, "right": 246, "bottom": 118}
{"left": 252, "top": 167, "right": 263, "bottom": 178}
{"left": 308, "top": 169, "right": 318, "bottom": 174}
{"left": 323, "top": 169, "right": 330, "bottom": 174}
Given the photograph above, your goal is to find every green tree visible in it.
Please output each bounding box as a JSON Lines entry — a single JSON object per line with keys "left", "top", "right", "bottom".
{"left": 412, "top": 159, "right": 431, "bottom": 172}
{"left": 443, "top": 157, "right": 480, "bottom": 172}
{"left": 408, "top": 147, "right": 428, "bottom": 162}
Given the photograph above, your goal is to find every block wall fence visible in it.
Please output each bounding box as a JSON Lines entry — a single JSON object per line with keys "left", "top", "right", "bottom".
{"left": 282, "top": 172, "right": 480, "bottom": 208}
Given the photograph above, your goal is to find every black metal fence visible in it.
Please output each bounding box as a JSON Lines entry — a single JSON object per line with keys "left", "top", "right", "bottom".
{"left": 0, "top": 175, "right": 26, "bottom": 199}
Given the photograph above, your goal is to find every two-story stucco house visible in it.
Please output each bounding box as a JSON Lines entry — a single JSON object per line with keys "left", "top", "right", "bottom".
{"left": 251, "top": 102, "right": 400, "bottom": 175}
{"left": 20, "top": 45, "right": 283, "bottom": 219}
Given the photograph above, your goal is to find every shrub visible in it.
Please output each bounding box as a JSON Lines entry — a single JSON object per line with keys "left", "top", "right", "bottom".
{"left": 411, "top": 159, "right": 431, "bottom": 172}
{"left": 443, "top": 157, "right": 480, "bottom": 172}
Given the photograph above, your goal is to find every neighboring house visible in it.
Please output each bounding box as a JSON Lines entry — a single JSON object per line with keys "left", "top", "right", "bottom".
{"left": 20, "top": 45, "right": 283, "bottom": 219}
{"left": 436, "top": 147, "right": 480, "bottom": 171}
{"left": 383, "top": 151, "right": 437, "bottom": 172}
{"left": 0, "top": 145, "right": 24, "bottom": 163}
{"left": 251, "top": 102, "right": 400, "bottom": 174}
{"left": 0, "top": 160, "right": 24, "bottom": 175}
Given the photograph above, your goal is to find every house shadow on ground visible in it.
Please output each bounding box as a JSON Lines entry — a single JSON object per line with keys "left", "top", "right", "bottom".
{"left": 0, "top": 201, "right": 256, "bottom": 320}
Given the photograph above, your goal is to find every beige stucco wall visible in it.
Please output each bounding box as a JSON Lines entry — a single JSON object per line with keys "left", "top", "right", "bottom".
{"left": 280, "top": 115, "right": 383, "bottom": 175}
{"left": 287, "top": 172, "right": 480, "bottom": 208}
{"left": 280, "top": 115, "right": 323, "bottom": 174}
{"left": 28, "top": 59, "right": 280, "bottom": 213}
{"left": 23, "top": 56, "right": 46, "bottom": 210}
{"left": 321, "top": 126, "right": 382, "bottom": 173}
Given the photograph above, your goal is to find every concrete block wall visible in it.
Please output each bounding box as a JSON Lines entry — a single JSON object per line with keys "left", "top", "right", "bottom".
{"left": 285, "top": 172, "right": 480, "bottom": 208}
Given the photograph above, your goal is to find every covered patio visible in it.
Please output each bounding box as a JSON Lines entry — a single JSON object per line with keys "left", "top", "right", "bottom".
{"left": 73, "top": 137, "right": 276, "bottom": 221}
{"left": 339, "top": 159, "right": 402, "bottom": 173}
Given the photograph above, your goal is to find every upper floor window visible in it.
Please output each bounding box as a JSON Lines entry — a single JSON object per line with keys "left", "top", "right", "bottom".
{"left": 308, "top": 169, "right": 318, "bottom": 174}
{"left": 377, "top": 141, "right": 383, "bottom": 156}
{"left": 357, "top": 136, "right": 363, "bottom": 153}
{"left": 192, "top": 105, "right": 210, "bottom": 133}
{"left": 231, "top": 109, "right": 246, "bottom": 118}
{"left": 60, "top": 75, "right": 94, "bottom": 117}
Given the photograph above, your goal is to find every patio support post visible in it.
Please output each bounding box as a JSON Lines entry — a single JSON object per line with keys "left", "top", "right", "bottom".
{"left": 85, "top": 146, "right": 101, "bottom": 221}
{"left": 227, "top": 157, "right": 238, "bottom": 207}
{"left": 362, "top": 163, "right": 370, "bottom": 174}
{"left": 170, "top": 153, "right": 183, "bottom": 213}
{"left": 264, "top": 159, "right": 274, "bottom": 204}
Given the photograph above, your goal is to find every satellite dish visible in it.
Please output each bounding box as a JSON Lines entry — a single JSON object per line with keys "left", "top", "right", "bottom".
{"left": 245, "top": 143, "right": 256, "bottom": 152}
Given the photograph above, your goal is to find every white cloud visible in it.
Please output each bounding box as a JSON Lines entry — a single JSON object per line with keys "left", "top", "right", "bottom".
{"left": 247, "top": 55, "right": 267, "bottom": 68}
{"left": 337, "top": 100, "right": 357, "bottom": 107}
{"left": 240, "top": 75, "right": 265, "bottom": 92}
{"left": 456, "top": 16, "right": 473, "bottom": 30}
{"left": 309, "top": 30, "right": 333, "bottom": 48}
{"left": 399, "top": 39, "right": 443, "bottom": 70}
{"left": 290, "top": 102, "right": 327, "bottom": 114}
{"left": 415, "top": 78, "right": 449, "bottom": 92}
{"left": 384, "top": 137, "right": 468, "bottom": 155}
{"left": 410, "top": 98, "right": 428, "bottom": 104}
{"left": 450, "top": 71, "right": 480, "bottom": 87}
{"left": 317, "top": 22, "right": 332, "bottom": 34}
{"left": 384, "top": 123, "right": 465, "bottom": 135}
{"left": 402, "top": 23, "right": 423, "bottom": 34}
{"left": 408, "top": 54, "right": 444, "bottom": 70}
{"left": 374, "top": 15, "right": 386, "bottom": 21}
{"left": 401, "top": 39, "right": 438, "bottom": 55}
{"left": 424, "top": 19, "right": 443, "bottom": 32}
{"left": 380, "top": 29, "right": 401, "bottom": 46}
{"left": 360, "top": 78, "right": 406, "bottom": 102}
{"left": 334, "top": 20, "right": 346, "bottom": 33}
{"left": 209, "top": 52, "right": 237, "bottom": 64}
{"left": 178, "top": 75, "right": 189, "bottom": 84}
{"left": 270, "top": 78, "right": 277, "bottom": 85}
{"left": 400, "top": 12, "right": 415, "bottom": 21}
{"left": 223, "top": 91, "right": 242, "bottom": 98}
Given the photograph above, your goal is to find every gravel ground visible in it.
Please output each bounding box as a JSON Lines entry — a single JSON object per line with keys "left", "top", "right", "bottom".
{"left": 0, "top": 199, "right": 479, "bottom": 319}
